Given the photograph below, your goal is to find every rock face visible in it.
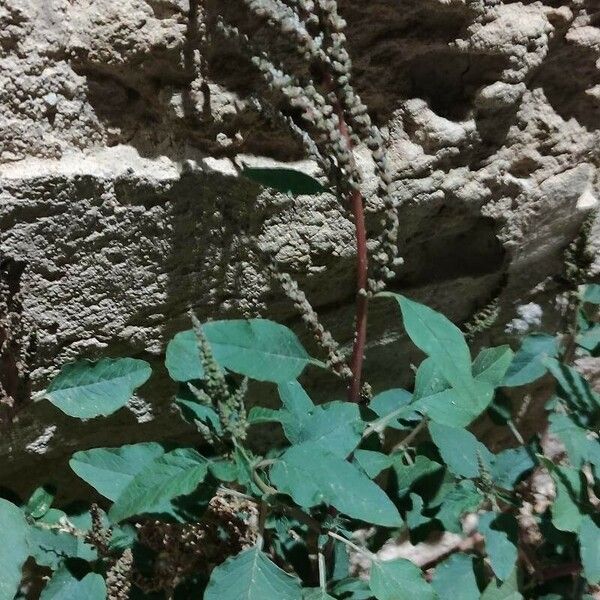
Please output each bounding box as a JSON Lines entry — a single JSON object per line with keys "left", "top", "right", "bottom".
{"left": 0, "top": 0, "right": 599, "bottom": 492}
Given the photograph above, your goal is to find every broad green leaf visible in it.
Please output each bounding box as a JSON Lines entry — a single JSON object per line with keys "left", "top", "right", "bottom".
{"left": 393, "top": 455, "right": 442, "bottom": 497}
{"left": 241, "top": 165, "right": 326, "bottom": 196}
{"left": 406, "top": 493, "right": 429, "bottom": 530}
{"left": 429, "top": 423, "right": 493, "bottom": 479}
{"left": 70, "top": 442, "right": 166, "bottom": 501}
{"left": 109, "top": 448, "right": 209, "bottom": 522}
{"left": 175, "top": 397, "right": 222, "bottom": 434}
{"left": 503, "top": 334, "right": 558, "bottom": 387}
{"left": 385, "top": 294, "right": 472, "bottom": 390}
{"left": 434, "top": 480, "right": 483, "bottom": 533}
{"left": 271, "top": 442, "right": 402, "bottom": 527}
{"left": 370, "top": 558, "right": 437, "bottom": 600}
{"left": 204, "top": 545, "right": 302, "bottom": 600}
{"left": 580, "top": 515, "right": 600, "bottom": 584}
{"left": 414, "top": 357, "right": 449, "bottom": 399}
{"left": 414, "top": 383, "right": 494, "bottom": 427}
{"left": 25, "top": 485, "right": 55, "bottom": 518}
{"left": 480, "top": 568, "right": 522, "bottom": 600}
{"left": 369, "top": 389, "right": 416, "bottom": 429}
{"left": 382, "top": 294, "right": 494, "bottom": 424}
{"left": 208, "top": 459, "right": 238, "bottom": 482}
{"left": 548, "top": 413, "right": 600, "bottom": 468}
{"left": 354, "top": 450, "right": 394, "bottom": 478}
{"left": 45, "top": 358, "right": 152, "bottom": 418}
{"left": 583, "top": 284, "right": 600, "bottom": 304}
{"left": 29, "top": 509, "right": 96, "bottom": 569}
{"left": 545, "top": 462, "right": 584, "bottom": 533}
{"left": 478, "top": 512, "right": 518, "bottom": 581}
{"left": 472, "top": 346, "right": 514, "bottom": 387}
{"left": 303, "top": 589, "right": 336, "bottom": 600}
{"left": 292, "top": 401, "right": 363, "bottom": 457}
{"left": 577, "top": 324, "right": 600, "bottom": 353}
{"left": 431, "top": 554, "right": 479, "bottom": 600}
{"left": 490, "top": 447, "right": 535, "bottom": 490}
{"left": 0, "top": 499, "right": 29, "bottom": 600}
{"left": 279, "top": 381, "right": 315, "bottom": 416}
{"left": 166, "top": 320, "right": 312, "bottom": 383}
{"left": 39, "top": 568, "right": 106, "bottom": 600}
{"left": 251, "top": 399, "right": 363, "bottom": 457}
{"left": 544, "top": 358, "right": 600, "bottom": 414}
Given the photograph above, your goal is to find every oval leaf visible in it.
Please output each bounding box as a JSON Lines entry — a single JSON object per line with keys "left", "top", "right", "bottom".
{"left": 0, "top": 499, "right": 29, "bottom": 600}
{"left": 370, "top": 558, "right": 437, "bottom": 600}
{"left": 270, "top": 442, "right": 402, "bottom": 527}
{"left": 45, "top": 358, "right": 152, "bottom": 418}
{"left": 109, "top": 448, "right": 210, "bottom": 522}
{"left": 205, "top": 545, "right": 302, "bottom": 600}
{"left": 241, "top": 165, "right": 326, "bottom": 196}
{"left": 166, "top": 320, "right": 313, "bottom": 383}
{"left": 70, "top": 442, "right": 166, "bottom": 501}
{"left": 40, "top": 568, "right": 106, "bottom": 600}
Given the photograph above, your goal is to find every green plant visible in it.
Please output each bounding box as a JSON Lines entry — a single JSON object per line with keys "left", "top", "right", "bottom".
{"left": 3, "top": 1, "right": 599, "bottom": 598}
{"left": 1, "top": 283, "right": 598, "bottom": 599}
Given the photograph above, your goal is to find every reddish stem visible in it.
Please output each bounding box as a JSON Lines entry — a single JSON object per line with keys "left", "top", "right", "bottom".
{"left": 328, "top": 81, "right": 369, "bottom": 403}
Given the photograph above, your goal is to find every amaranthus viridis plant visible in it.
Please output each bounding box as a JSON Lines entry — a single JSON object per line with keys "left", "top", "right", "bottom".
{"left": 215, "top": 0, "right": 402, "bottom": 403}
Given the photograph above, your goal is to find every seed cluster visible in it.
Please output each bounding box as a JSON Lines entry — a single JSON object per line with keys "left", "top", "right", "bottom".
{"left": 215, "top": 0, "right": 403, "bottom": 369}
{"left": 190, "top": 312, "right": 249, "bottom": 441}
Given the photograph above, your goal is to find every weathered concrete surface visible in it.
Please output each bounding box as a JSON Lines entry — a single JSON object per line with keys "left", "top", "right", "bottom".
{"left": 1, "top": 0, "right": 599, "bottom": 496}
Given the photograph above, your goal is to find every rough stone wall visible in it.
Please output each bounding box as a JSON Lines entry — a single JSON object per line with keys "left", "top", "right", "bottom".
{"left": 0, "top": 0, "right": 599, "bottom": 493}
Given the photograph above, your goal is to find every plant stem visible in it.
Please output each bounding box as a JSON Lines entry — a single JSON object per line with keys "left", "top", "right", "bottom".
{"left": 327, "top": 531, "right": 376, "bottom": 560}
{"left": 325, "top": 74, "right": 369, "bottom": 404}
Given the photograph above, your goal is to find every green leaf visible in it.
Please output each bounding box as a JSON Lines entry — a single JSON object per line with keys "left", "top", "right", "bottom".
{"left": 0, "top": 499, "right": 29, "bottom": 600}
{"left": 434, "top": 480, "right": 483, "bottom": 533}
{"left": 291, "top": 401, "right": 363, "bottom": 457}
{"left": 25, "top": 485, "right": 55, "bottom": 518}
{"left": 302, "top": 589, "right": 337, "bottom": 600}
{"left": 386, "top": 294, "right": 472, "bottom": 390}
{"left": 490, "top": 447, "right": 535, "bottom": 490}
{"left": 45, "top": 358, "right": 152, "bottom": 418}
{"left": 332, "top": 578, "right": 372, "bottom": 599}
{"left": 414, "top": 358, "right": 449, "bottom": 400}
{"left": 109, "top": 448, "right": 209, "bottom": 522}
{"left": 406, "top": 493, "right": 430, "bottom": 530}
{"left": 39, "top": 568, "right": 106, "bottom": 600}
{"left": 70, "top": 442, "right": 166, "bottom": 501}
{"left": 29, "top": 509, "right": 96, "bottom": 569}
{"left": 382, "top": 294, "right": 495, "bottom": 425}
{"left": 545, "top": 461, "right": 584, "bottom": 533}
{"left": 241, "top": 165, "right": 326, "bottom": 196}
{"left": 580, "top": 515, "right": 600, "bottom": 584}
{"left": 577, "top": 324, "right": 600, "bottom": 353}
{"left": 370, "top": 558, "right": 437, "bottom": 600}
{"left": 472, "top": 346, "right": 514, "bottom": 387}
{"left": 582, "top": 284, "right": 600, "bottom": 304}
{"left": 254, "top": 386, "right": 362, "bottom": 457}
{"left": 369, "top": 389, "right": 416, "bottom": 429}
{"left": 548, "top": 413, "right": 600, "bottom": 468}
{"left": 414, "top": 383, "right": 495, "bottom": 427}
{"left": 271, "top": 442, "right": 402, "bottom": 527}
{"left": 353, "top": 450, "right": 394, "bottom": 479}
{"left": 544, "top": 358, "right": 600, "bottom": 414}
{"left": 480, "top": 568, "right": 522, "bottom": 600}
{"left": 503, "top": 335, "right": 558, "bottom": 387}
{"left": 429, "top": 423, "right": 493, "bottom": 479}
{"left": 393, "top": 455, "right": 442, "bottom": 497}
{"left": 478, "top": 512, "right": 518, "bottom": 581}
{"left": 166, "top": 321, "right": 313, "bottom": 383}
{"left": 175, "top": 397, "right": 222, "bottom": 434}
{"left": 431, "top": 554, "right": 479, "bottom": 600}
{"left": 204, "top": 545, "right": 302, "bottom": 600}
